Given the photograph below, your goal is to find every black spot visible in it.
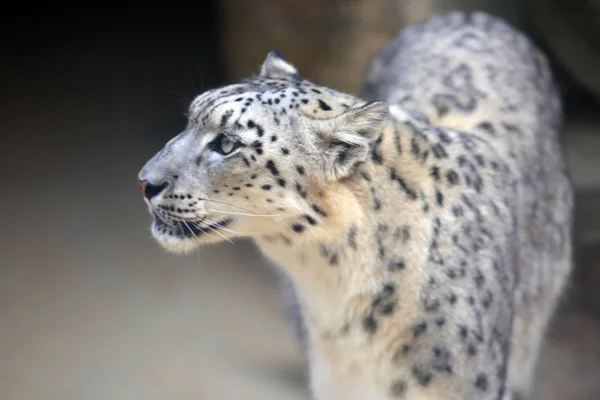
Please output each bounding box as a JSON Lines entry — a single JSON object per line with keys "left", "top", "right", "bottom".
{"left": 250, "top": 174, "right": 257, "bottom": 180}
{"left": 220, "top": 110, "right": 234, "bottom": 127}
{"left": 424, "top": 298, "right": 441, "bottom": 313}
{"left": 195, "top": 156, "right": 203, "bottom": 166}
{"left": 271, "top": 135, "right": 278, "bottom": 142}
{"left": 402, "top": 344, "right": 411, "bottom": 356}
{"left": 292, "top": 224, "right": 305, "bottom": 233}
{"left": 301, "top": 99, "right": 309, "bottom": 104}
{"left": 467, "top": 344, "right": 477, "bottom": 356}
{"left": 413, "top": 321, "right": 427, "bottom": 337}
{"left": 388, "top": 258, "right": 405, "bottom": 272}
{"left": 296, "top": 165, "right": 305, "bottom": 175}
{"left": 278, "top": 178, "right": 286, "bottom": 187}
{"left": 363, "top": 314, "right": 378, "bottom": 333}
{"left": 393, "top": 127, "right": 402, "bottom": 154}
{"left": 390, "top": 379, "right": 407, "bottom": 396}
{"left": 295, "top": 182, "right": 307, "bottom": 198}
{"left": 458, "top": 325, "right": 468, "bottom": 339}
{"left": 392, "top": 344, "right": 411, "bottom": 363}
{"left": 329, "top": 252, "right": 339, "bottom": 266}
{"left": 448, "top": 293, "right": 458, "bottom": 305}
{"left": 412, "top": 365, "right": 432, "bottom": 386}
{"left": 452, "top": 205, "right": 464, "bottom": 217}
{"left": 371, "top": 136, "right": 384, "bottom": 164}
{"left": 252, "top": 141, "right": 264, "bottom": 153}
{"left": 281, "top": 148, "right": 289, "bottom": 155}
{"left": 390, "top": 168, "right": 417, "bottom": 200}
{"left": 435, "top": 316, "right": 446, "bottom": 327}
{"left": 312, "top": 204, "right": 328, "bottom": 217}
{"left": 347, "top": 226, "right": 357, "bottom": 249}
{"left": 476, "top": 122, "right": 495, "bottom": 135}
{"left": 266, "top": 159, "right": 279, "bottom": 176}
{"left": 474, "top": 373, "right": 488, "bottom": 391}
{"left": 378, "top": 242, "right": 386, "bottom": 259}
{"left": 383, "top": 282, "right": 395, "bottom": 294}
{"left": 432, "top": 143, "right": 448, "bottom": 159}
{"left": 474, "top": 154, "right": 485, "bottom": 166}
{"left": 242, "top": 157, "right": 251, "bottom": 167}
{"left": 446, "top": 170, "right": 460, "bottom": 185}
{"left": 261, "top": 184, "right": 272, "bottom": 191}
{"left": 437, "top": 129, "right": 453, "bottom": 143}
{"left": 311, "top": 88, "right": 321, "bottom": 94}
{"left": 232, "top": 187, "right": 240, "bottom": 191}
{"left": 430, "top": 166, "right": 440, "bottom": 180}
{"left": 247, "top": 119, "right": 255, "bottom": 129}
{"left": 304, "top": 215, "right": 317, "bottom": 225}
{"left": 410, "top": 137, "right": 421, "bottom": 157}
{"left": 399, "top": 226, "right": 411, "bottom": 242}
{"left": 436, "top": 191, "right": 444, "bottom": 207}
{"left": 319, "top": 244, "right": 329, "bottom": 257}
{"left": 474, "top": 269, "right": 485, "bottom": 288}
{"left": 432, "top": 346, "right": 453, "bottom": 374}
{"left": 373, "top": 196, "right": 382, "bottom": 211}
{"left": 381, "top": 303, "right": 396, "bottom": 315}
{"left": 482, "top": 290, "right": 493, "bottom": 309}
{"left": 318, "top": 99, "right": 332, "bottom": 111}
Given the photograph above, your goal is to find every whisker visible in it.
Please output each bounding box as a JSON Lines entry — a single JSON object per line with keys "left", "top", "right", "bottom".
{"left": 204, "top": 218, "right": 245, "bottom": 236}
{"left": 191, "top": 221, "right": 232, "bottom": 243}
{"left": 198, "top": 198, "right": 260, "bottom": 213}
{"left": 182, "top": 220, "right": 200, "bottom": 240}
{"left": 206, "top": 208, "right": 281, "bottom": 218}
{"left": 184, "top": 220, "right": 219, "bottom": 241}
{"left": 206, "top": 225, "right": 233, "bottom": 243}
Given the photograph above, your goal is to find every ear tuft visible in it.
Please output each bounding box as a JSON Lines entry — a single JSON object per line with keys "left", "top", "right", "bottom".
{"left": 338, "top": 101, "right": 389, "bottom": 141}
{"left": 260, "top": 50, "right": 300, "bottom": 79}
{"left": 314, "top": 101, "right": 390, "bottom": 181}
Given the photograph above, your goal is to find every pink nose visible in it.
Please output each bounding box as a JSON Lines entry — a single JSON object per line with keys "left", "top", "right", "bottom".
{"left": 138, "top": 179, "right": 168, "bottom": 200}
{"left": 138, "top": 180, "right": 148, "bottom": 196}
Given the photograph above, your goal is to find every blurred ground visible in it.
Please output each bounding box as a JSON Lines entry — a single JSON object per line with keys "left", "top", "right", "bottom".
{"left": 1, "top": 6, "right": 600, "bottom": 400}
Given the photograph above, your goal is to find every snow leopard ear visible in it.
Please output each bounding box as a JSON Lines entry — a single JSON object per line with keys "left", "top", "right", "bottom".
{"left": 260, "top": 50, "right": 300, "bottom": 79}
{"left": 314, "top": 101, "right": 389, "bottom": 181}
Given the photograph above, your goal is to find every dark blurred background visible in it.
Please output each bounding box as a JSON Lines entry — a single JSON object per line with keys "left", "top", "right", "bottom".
{"left": 1, "top": 1, "right": 600, "bottom": 399}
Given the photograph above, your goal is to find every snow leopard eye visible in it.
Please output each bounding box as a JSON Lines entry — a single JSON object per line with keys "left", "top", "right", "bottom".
{"left": 211, "top": 134, "right": 240, "bottom": 156}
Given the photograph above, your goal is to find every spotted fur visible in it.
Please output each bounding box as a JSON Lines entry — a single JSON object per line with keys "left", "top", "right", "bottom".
{"left": 138, "top": 12, "right": 573, "bottom": 400}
